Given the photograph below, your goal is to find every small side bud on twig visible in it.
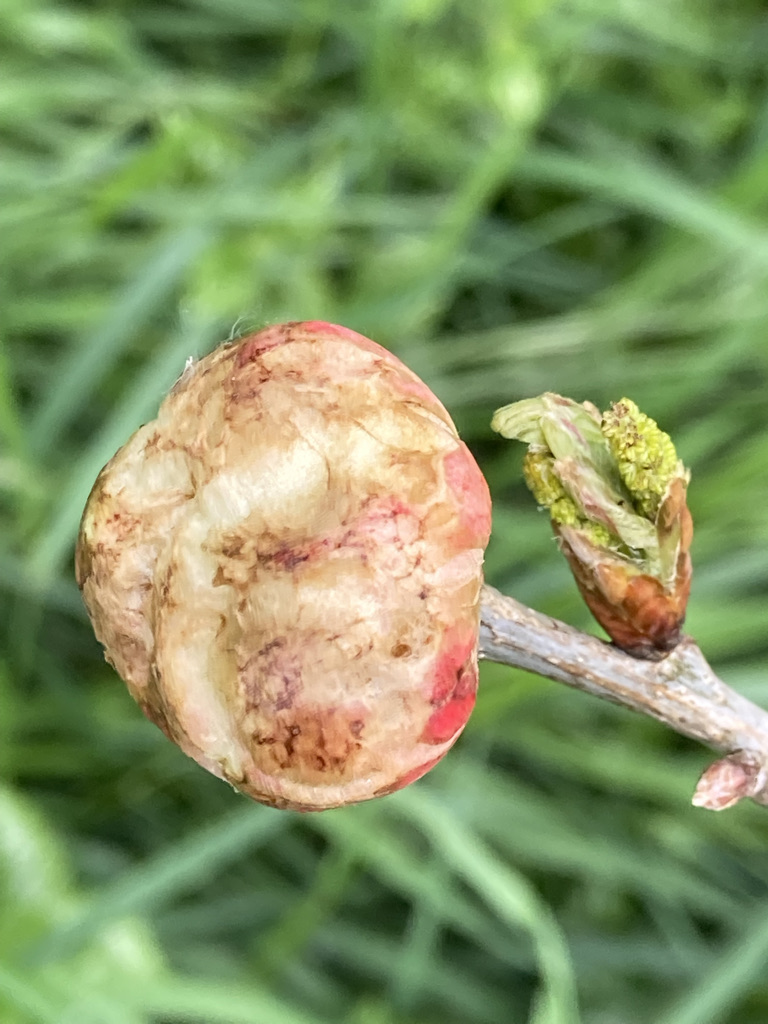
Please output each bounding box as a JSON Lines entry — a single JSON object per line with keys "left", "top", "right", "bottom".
{"left": 491, "top": 394, "right": 692, "bottom": 657}
{"left": 692, "top": 754, "right": 767, "bottom": 811}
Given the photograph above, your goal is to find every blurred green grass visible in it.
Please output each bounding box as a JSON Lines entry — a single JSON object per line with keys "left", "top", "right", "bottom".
{"left": 2, "top": 0, "right": 768, "bottom": 1022}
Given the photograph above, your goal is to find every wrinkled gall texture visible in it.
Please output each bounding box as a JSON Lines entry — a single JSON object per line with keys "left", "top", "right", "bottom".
{"left": 76, "top": 321, "right": 492, "bottom": 810}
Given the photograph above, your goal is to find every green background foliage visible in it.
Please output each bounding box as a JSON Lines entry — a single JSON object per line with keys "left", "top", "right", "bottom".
{"left": 2, "top": 0, "right": 768, "bottom": 1021}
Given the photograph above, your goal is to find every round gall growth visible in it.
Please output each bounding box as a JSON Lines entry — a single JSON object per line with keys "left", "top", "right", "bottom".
{"left": 76, "top": 321, "right": 491, "bottom": 810}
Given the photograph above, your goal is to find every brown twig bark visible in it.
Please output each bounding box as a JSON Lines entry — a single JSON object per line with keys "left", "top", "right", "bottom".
{"left": 479, "top": 584, "right": 768, "bottom": 810}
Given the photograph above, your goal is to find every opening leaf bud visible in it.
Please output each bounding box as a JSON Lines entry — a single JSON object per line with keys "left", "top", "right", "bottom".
{"left": 492, "top": 393, "right": 692, "bottom": 657}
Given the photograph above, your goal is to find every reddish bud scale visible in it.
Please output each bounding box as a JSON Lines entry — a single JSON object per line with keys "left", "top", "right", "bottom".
{"left": 559, "top": 544, "right": 691, "bottom": 656}
{"left": 555, "top": 474, "right": 693, "bottom": 657}
{"left": 76, "top": 321, "right": 491, "bottom": 810}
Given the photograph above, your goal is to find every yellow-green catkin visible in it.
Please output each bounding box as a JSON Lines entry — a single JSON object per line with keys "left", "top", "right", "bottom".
{"left": 523, "top": 449, "right": 574, "bottom": 515}
{"left": 581, "top": 520, "right": 614, "bottom": 547}
{"left": 601, "top": 398, "right": 677, "bottom": 518}
{"left": 523, "top": 449, "right": 614, "bottom": 546}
